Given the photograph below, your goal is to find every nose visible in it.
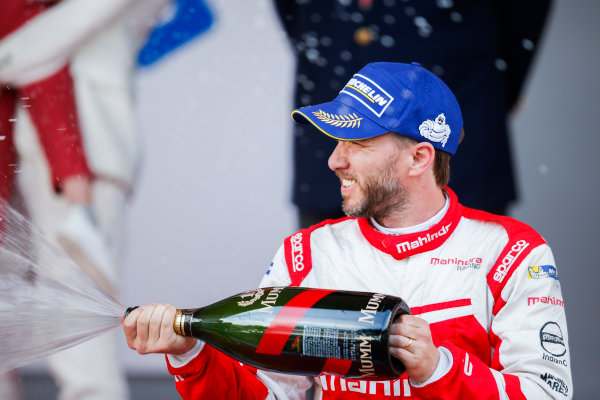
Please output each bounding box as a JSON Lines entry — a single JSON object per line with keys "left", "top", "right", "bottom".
{"left": 328, "top": 141, "right": 349, "bottom": 172}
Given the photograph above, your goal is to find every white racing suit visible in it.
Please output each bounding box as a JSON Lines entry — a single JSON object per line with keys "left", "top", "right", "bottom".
{"left": 166, "top": 188, "right": 572, "bottom": 399}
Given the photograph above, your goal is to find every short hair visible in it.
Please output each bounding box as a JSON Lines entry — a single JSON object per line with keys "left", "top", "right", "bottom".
{"left": 433, "top": 148, "right": 451, "bottom": 187}
{"left": 392, "top": 134, "right": 452, "bottom": 187}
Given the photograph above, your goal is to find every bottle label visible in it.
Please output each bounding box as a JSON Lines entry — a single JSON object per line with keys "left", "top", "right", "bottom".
{"left": 299, "top": 326, "right": 378, "bottom": 377}
{"left": 302, "top": 326, "right": 348, "bottom": 359}
{"left": 255, "top": 289, "right": 335, "bottom": 355}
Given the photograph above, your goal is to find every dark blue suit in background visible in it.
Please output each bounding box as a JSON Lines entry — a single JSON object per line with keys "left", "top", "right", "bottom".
{"left": 274, "top": 0, "right": 552, "bottom": 223}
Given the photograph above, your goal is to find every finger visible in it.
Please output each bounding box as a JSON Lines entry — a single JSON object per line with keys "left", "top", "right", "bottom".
{"left": 391, "top": 317, "right": 429, "bottom": 341}
{"left": 390, "top": 323, "right": 417, "bottom": 342}
{"left": 135, "top": 304, "right": 158, "bottom": 352}
{"left": 147, "top": 303, "right": 168, "bottom": 344}
{"left": 389, "top": 345, "right": 418, "bottom": 362}
{"left": 390, "top": 336, "right": 426, "bottom": 361}
{"left": 159, "top": 304, "right": 176, "bottom": 342}
{"left": 390, "top": 322, "right": 403, "bottom": 335}
{"left": 389, "top": 334, "right": 414, "bottom": 350}
{"left": 398, "top": 314, "right": 427, "bottom": 329}
{"left": 123, "top": 306, "right": 142, "bottom": 335}
{"left": 123, "top": 306, "right": 144, "bottom": 349}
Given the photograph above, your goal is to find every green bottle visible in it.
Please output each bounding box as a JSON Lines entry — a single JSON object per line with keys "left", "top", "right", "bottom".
{"left": 171, "top": 287, "right": 410, "bottom": 380}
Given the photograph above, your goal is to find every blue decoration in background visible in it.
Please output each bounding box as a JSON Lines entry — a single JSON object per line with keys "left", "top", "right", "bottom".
{"left": 138, "top": 0, "right": 214, "bottom": 67}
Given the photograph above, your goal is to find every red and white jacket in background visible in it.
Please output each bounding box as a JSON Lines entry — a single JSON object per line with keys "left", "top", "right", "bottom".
{"left": 167, "top": 188, "right": 572, "bottom": 399}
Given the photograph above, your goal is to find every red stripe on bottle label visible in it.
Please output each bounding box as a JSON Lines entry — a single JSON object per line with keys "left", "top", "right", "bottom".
{"left": 321, "top": 358, "right": 352, "bottom": 377}
{"left": 255, "top": 289, "right": 335, "bottom": 355}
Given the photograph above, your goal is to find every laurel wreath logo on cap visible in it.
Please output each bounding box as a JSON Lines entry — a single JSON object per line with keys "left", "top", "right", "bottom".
{"left": 313, "top": 110, "right": 362, "bottom": 128}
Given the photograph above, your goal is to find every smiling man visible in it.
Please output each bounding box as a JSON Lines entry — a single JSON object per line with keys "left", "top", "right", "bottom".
{"left": 124, "top": 62, "right": 572, "bottom": 399}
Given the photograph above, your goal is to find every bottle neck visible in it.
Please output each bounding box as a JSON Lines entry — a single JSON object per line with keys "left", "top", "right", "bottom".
{"left": 174, "top": 308, "right": 203, "bottom": 336}
{"left": 173, "top": 309, "right": 185, "bottom": 336}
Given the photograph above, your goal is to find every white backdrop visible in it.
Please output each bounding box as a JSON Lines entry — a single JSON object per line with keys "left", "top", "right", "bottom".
{"left": 72, "top": 0, "right": 600, "bottom": 397}
{"left": 119, "top": 0, "right": 296, "bottom": 374}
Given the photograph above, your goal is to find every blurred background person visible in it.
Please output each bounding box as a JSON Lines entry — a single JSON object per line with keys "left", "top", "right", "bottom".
{"left": 0, "top": 0, "right": 169, "bottom": 398}
{"left": 0, "top": 1, "right": 92, "bottom": 242}
{"left": 137, "top": 0, "right": 214, "bottom": 67}
{"left": 0, "top": 2, "right": 90, "bottom": 397}
{"left": 274, "top": 0, "right": 552, "bottom": 227}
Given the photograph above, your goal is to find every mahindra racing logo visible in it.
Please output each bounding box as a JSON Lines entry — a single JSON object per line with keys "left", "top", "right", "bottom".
{"left": 430, "top": 256, "right": 482, "bottom": 271}
{"left": 290, "top": 232, "right": 305, "bottom": 272}
{"left": 396, "top": 223, "right": 452, "bottom": 254}
{"left": 493, "top": 239, "right": 529, "bottom": 282}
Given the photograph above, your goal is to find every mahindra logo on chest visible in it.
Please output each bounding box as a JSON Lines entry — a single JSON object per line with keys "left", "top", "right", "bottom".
{"left": 396, "top": 223, "right": 452, "bottom": 254}
{"left": 493, "top": 239, "right": 529, "bottom": 282}
{"left": 290, "top": 233, "right": 305, "bottom": 272}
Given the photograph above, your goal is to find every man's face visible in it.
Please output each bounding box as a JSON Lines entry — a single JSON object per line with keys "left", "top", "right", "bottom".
{"left": 328, "top": 133, "right": 409, "bottom": 220}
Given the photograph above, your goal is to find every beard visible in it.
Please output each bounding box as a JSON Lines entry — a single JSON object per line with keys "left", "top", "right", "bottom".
{"left": 340, "top": 158, "right": 408, "bottom": 220}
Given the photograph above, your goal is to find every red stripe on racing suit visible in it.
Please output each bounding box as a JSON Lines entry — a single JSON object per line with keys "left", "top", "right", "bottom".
{"left": 284, "top": 217, "right": 354, "bottom": 286}
{"left": 166, "top": 344, "right": 269, "bottom": 400}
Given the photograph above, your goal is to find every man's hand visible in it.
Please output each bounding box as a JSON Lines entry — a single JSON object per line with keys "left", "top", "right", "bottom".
{"left": 123, "top": 303, "right": 197, "bottom": 355}
{"left": 389, "top": 314, "right": 440, "bottom": 384}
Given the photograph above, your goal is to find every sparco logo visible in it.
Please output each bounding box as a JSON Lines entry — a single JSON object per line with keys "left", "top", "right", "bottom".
{"left": 290, "top": 233, "right": 305, "bottom": 272}
{"left": 396, "top": 223, "right": 452, "bottom": 254}
{"left": 493, "top": 240, "right": 529, "bottom": 282}
{"left": 540, "top": 372, "right": 568, "bottom": 396}
{"left": 540, "top": 322, "right": 566, "bottom": 357}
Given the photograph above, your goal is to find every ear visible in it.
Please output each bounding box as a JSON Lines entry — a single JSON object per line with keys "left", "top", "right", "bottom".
{"left": 408, "top": 142, "right": 436, "bottom": 177}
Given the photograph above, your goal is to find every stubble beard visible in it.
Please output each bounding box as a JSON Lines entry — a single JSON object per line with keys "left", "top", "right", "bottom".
{"left": 340, "top": 159, "right": 408, "bottom": 220}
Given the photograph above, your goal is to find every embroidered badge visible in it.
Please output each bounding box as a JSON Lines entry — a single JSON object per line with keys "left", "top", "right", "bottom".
{"left": 419, "top": 113, "right": 451, "bottom": 147}
{"left": 313, "top": 110, "right": 362, "bottom": 128}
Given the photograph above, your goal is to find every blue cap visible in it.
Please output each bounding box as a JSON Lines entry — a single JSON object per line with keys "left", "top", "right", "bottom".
{"left": 291, "top": 62, "right": 463, "bottom": 155}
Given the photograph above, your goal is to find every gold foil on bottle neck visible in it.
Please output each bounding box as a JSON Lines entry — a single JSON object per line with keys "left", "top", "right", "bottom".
{"left": 173, "top": 309, "right": 185, "bottom": 336}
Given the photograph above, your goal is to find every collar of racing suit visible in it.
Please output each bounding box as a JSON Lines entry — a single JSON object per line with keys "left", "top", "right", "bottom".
{"left": 357, "top": 187, "right": 463, "bottom": 261}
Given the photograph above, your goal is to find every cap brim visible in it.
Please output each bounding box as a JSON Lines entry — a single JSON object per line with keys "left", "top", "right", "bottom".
{"left": 291, "top": 100, "right": 388, "bottom": 141}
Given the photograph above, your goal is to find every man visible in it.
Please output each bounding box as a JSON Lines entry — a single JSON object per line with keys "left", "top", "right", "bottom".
{"left": 274, "top": 0, "right": 553, "bottom": 226}
{"left": 124, "top": 62, "right": 572, "bottom": 399}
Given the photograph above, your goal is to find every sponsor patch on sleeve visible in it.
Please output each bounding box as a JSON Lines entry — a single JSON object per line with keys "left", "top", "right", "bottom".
{"left": 528, "top": 265, "right": 559, "bottom": 281}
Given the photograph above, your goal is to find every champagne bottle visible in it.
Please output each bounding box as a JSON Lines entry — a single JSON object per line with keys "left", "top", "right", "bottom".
{"left": 163, "top": 287, "right": 410, "bottom": 380}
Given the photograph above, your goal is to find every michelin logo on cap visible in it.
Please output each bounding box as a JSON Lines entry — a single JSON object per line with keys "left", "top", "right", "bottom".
{"left": 340, "top": 74, "right": 394, "bottom": 117}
